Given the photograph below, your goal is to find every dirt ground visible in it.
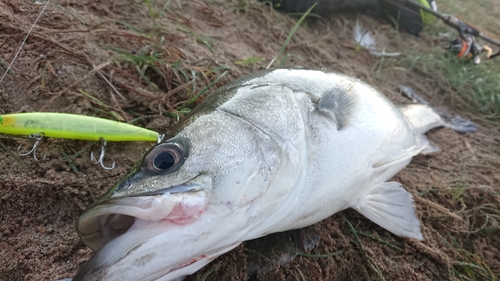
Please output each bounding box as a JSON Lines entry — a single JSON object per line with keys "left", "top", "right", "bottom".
{"left": 0, "top": 1, "right": 499, "bottom": 280}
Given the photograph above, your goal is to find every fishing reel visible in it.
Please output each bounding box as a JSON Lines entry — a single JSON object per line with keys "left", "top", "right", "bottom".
{"left": 446, "top": 35, "right": 494, "bottom": 64}
{"left": 394, "top": 0, "right": 500, "bottom": 64}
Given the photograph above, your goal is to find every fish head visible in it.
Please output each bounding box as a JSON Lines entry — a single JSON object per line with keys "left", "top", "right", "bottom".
{"left": 74, "top": 96, "right": 291, "bottom": 280}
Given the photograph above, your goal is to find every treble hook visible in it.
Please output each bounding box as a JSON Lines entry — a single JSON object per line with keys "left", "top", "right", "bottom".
{"left": 17, "top": 132, "right": 47, "bottom": 161}
{"left": 90, "top": 139, "right": 115, "bottom": 170}
{"left": 157, "top": 133, "right": 165, "bottom": 143}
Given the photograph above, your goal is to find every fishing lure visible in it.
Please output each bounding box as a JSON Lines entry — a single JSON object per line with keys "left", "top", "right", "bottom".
{"left": 0, "top": 112, "right": 162, "bottom": 169}
{"left": 0, "top": 113, "right": 159, "bottom": 141}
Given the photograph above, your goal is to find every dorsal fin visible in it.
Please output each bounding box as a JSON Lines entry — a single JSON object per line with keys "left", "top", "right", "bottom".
{"left": 316, "top": 82, "right": 357, "bottom": 130}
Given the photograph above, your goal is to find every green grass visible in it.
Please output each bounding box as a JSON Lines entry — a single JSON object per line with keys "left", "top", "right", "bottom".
{"left": 0, "top": 140, "right": 28, "bottom": 170}
{"left": 234, "top": 57, "right": 266, "bottom": 66}
{"left": 441, "top": 234, "right": 497, "bottom": 281}
{"left": 178, "top": 70, "right": 228, "bottom": 109}
{"left": 370, "top": 0, "right": 500, "bottom": 118}
{"left": 58, "top": 146, "right": 79, "bottom": 174}
{"left": 358, "top": 231, "right": 404, "bottom": 252}
{"left": 184, "top": 30, "right": 216, "bottom": 54}
{"left": 0, "top": 58, "right": 14, "bottom": 75}
{"left": 109, "top": 37, "right": 228, "bottom": 117}
{"left": 342, "top": 215, "right": 386, "bottom": 281}
{"left": 109, "top": 44, "right": 166, "bottom": 91}
{"left": 418, "top": 177, "right": 499, "bottom": 281}
{"left": 406, "top": 50, "right": 500, "bottom": 117}
{"left": 295, "top": 249, "right": 344, "bottom": 259}
{"left": 275, "top": 3, "right": 317, "bottom": 67}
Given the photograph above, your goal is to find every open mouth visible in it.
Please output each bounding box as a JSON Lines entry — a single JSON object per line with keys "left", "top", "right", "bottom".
{"left": 77, "top": 181, "right": 211, "bottom": 252}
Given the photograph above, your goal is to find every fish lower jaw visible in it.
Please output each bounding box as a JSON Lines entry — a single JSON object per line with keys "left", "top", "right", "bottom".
{"left": 78, "top": 190, "right": 209, "bottom": 251}
{"left": 150, "top": 242, "right": 241, "bottom": 281}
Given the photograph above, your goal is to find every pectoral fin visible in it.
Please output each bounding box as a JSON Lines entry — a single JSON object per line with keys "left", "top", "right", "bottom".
{"left": 353, "top": 182, "right": 423, "bottom": 240}
{"left": 316, "top": 83, "right": 357, "bottom": 130}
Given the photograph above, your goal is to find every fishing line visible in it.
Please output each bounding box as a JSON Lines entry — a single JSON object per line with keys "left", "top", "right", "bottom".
{"left": 0, "top": 0, "right": 51, "bottom": 84}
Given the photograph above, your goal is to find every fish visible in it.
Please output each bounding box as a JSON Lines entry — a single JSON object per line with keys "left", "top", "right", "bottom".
{"left": 71, "top": 68, "right": 464, "bottom": 281}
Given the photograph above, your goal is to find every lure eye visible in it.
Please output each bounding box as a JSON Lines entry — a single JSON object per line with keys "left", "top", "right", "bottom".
{"left": 143, "top": 141, "right": 186, "bottom": 175}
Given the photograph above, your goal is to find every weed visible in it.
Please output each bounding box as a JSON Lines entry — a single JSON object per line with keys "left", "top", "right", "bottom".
{"left": 115, "top": 20, "right": 146, "bottom": 34}
{"left": 343, "top": 215, "right": 386, "bottom": 281}
{"left": 295, "top": 249, "right": 343, "bottom": 259}
{"left": 58, "top": 146, "right": 79, "bottom": 174}
{"left": 441, "top": 234, "right": 497, "bottom": 281}
{"left": 110, "top": 44, "right": 165, "bottom": 91}
{"left": 77, "top": 89, "right": 124, "bottom": 121}
{"left": 40, "top": 61, "right": 52, "bottom": 90}
{"left": 141, "top": 0, "right": 158, "bottom": 19}
{"left": 275, "top": 2, "right": 316, "bottom": 67}
{"left": 0, "top": 140, "right": 28, "bottom": 170}
{"left": 234, "top": 57, "right": 266, "bottom": 66}
{"left": 182, "top": 30, "right": 216, "bottom": 54}
{"left": 358, "top": 231, "right": 404, "bottom": 252}
{"left": 0, "top": 59, "right": 14, "bottom": 75}
{"left": 179, "top": 70, "right": 228, "bottom": 110}
{"left": 405, "top": 0, "right": 500, "bottom": 117}
{"left": 234, "top": 0, "right": 250, "bottom": 15}
{"left": 398, "top": 46, "right": 500, "bottom": 117}
{"left": 197, "top": 264, "right": 219, "bottom": 281}
{"left": 50, "top": 3, "right": 86, "bottom": 25}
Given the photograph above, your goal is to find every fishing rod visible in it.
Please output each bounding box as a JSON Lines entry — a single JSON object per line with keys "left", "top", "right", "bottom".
{"left": 385, "top": 0, "right": 500, "bottom": 63}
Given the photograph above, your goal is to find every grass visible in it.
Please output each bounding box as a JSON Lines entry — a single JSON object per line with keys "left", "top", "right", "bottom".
{"left": 183, "top": 30, "right": 216, "bottom": 54}
{"left": 418, "top": 178, "right": 499, "bottom": 280}
{"left": 50, "top": 3, "right": 86, "bottom": 25}
{"left": 0, "top": 140, "right": 28, "bottom": 170}
{"left": 442, "top": 234, "right": 497, "bottom": 281}
{"left": 0, "top": 58, "right": 14, "bottom": 75}
{"left": 58, "top": 146, "right": 79, "bottom": 174}
{"left": 342, "top": 215, "right": 386, "bottom": 281}
{"left": 368, "top": 0, "right": 500, "bottom": 118}
{"left": 295, "top": 249, "right": 343, "bottom": 259}
{"left": 275, "top": 3, "right": 317, "bottom": 67}
{"left": 178, "top": 70, "right": 228, "bottom": 109}
{"left": 372, "top": 42, "right": 500, "bottom": 118}
{"left": 109, "top": 38, "right": 228, "bottom": 117}
{"left": 429, "top": 0, "right": 500, "bottom": 116}
{"left": 430, "top": 163, "right": 500, "bottom": 236}
{"left": 197, "top": 267, "right": 216, "bottom": 281}
{"left": 40, "top": 61, "right": 52, "bottom": 90}
{"left": 405, "top": 50, "right": 500, "bottom": 117}
{"left": 358, "top": 231, "right": 404, "bottom": 252}
{"left": 110, "top": 44, "right": 165, "bottom": 91}
{"left": 234, "top": 57, "right": 266, "bottom": 66}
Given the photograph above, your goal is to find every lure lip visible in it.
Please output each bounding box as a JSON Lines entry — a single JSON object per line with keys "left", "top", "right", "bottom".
{"left": 77, "top": 175, "right": 211, "bottom": 252}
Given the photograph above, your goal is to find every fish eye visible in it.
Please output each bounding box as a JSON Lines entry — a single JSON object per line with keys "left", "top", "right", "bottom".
{"left": 154, "top": 151, "right": 175, "bottom": 170}
{"left": 142, "top": 141, "right": 187, "bottom": 175}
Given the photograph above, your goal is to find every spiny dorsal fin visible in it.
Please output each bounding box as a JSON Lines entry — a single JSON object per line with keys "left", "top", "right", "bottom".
{"left": 316, "top": 82, "right": 357, "bottom": 130}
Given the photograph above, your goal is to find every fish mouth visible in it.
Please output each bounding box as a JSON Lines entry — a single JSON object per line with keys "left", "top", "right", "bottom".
{"left": 77, "top": 175, "right": 211, "bottom": 252}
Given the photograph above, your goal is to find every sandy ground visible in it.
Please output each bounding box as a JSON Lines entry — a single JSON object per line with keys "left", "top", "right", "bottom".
{"left": 0, "top": 1, "right": 499, "bottom": 280}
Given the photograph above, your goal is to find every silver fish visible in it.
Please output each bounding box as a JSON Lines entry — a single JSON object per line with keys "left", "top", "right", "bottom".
{"left": 72, "top": 68, "right": 459, "bottom": 280}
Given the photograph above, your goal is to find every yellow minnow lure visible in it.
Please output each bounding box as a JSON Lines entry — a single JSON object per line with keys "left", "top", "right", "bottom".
{"left": 0, "top": 112, "right": 159, "bottom": 142}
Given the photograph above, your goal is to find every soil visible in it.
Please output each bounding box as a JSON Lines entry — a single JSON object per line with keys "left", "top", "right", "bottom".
{"left": 0, "top": 1, "right": 499, "bottom": 281}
